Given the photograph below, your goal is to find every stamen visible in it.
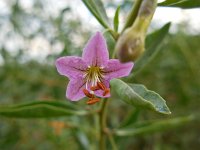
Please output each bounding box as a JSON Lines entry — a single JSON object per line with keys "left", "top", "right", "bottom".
{"left": 87, "top": 98, "right": 100, "bottom": 105}
{"left": 103, "top": 88, "right": 110, "bottom": 96}
{"left": 83, "top": 66, "right": 110, "bottom": 98}
{"left": 97, "top": 82, "right": 106, "bottom": 90}
{"left": 90, "top": 86, "right": 100, "bottom": 91}
{"left": 83, "top": 89, "right": 94, "bottom": 98}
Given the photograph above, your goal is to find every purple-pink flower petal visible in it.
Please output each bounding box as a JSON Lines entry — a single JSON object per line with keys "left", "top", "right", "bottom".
{"left": 55, "top": 32, "right": 134, "bottom": 102}
{"left": 66, "top": 77, "right": 86, "bottom": 101}
{"left": 82, "top": 32, "right": 109, "bottom": 66}
{"left": 104, "top": 59, "right": 134, "bottom": 80}
{"left": 55, "top": 56, "right": 87, "bottom": 79}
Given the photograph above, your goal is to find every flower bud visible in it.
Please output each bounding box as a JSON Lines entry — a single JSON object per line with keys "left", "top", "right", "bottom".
{"left": 115, "top": 0, "right": 157, "bottom": 62}
{"left": 115, "top": 25, "right": 145, "bottom": 62}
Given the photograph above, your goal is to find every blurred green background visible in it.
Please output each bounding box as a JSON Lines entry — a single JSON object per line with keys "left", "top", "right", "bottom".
{"left": 0, "top": 0, "right": 200, "bottom": 150}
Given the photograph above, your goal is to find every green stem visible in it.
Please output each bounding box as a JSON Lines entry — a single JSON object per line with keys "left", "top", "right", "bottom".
{"left": 112, "top": 50, "right": 116, "bottom": 59}
{"left": 103, "top": 28, "right": 119, "bottom": 41}
{"left": 122, "top": 0, "right": 143, "bottom": 32}
{"left": 109, "top": 30, "right": 119, "bottom": 41}
{"left": 107, "top": 130, "right": 118, "bottom": 150}
{"left": 99, "top": 98, "right": 109, "bottom": 150}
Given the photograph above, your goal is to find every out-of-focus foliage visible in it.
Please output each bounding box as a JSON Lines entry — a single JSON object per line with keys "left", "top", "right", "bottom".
{"left": 0, "top": 101, "right": 89, "bottom": 118}
{"left": 0, "top": 0, "right": 200, "bottom": 150}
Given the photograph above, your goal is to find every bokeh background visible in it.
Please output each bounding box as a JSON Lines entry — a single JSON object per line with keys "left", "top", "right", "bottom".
{"left": 0, "top": 0, "right": 200, "bottom": 150}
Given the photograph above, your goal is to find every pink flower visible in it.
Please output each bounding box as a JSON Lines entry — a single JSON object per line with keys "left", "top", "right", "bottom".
{"left": 55, "top": 32, "right": 133, "bottom": 104}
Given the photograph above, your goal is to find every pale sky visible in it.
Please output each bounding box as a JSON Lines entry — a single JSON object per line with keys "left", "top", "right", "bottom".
{"left": 0, "top": 0, "right": 199, "bottom": 62}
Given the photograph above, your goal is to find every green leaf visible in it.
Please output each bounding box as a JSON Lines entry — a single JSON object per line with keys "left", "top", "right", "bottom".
{"left": 81, "top": 0, "right": 118, "bottom": 39}
{"left": 122, "top": 0, "right": 143, "bottom": 31}
{"left": 110, "top": 79, "right": 171, "bottom": 114}
{"left": 82, "top": 0, "right": 110, "bottom": 29}
{"left": 158, "top": 0, "right": 200, "bottom": 9}
{"left": 0, "top": 101, "right": 89, "bottom": 118}
{"left": 94, "top": 0, "right": 110, "bottom": 24}
{"left": 114, "top": 115, "right": 195, "bottom": 136}
{"left": 113, "top": 6, "right": 120, "bottom": 32}
{"left": 133, "top": 22, "right": 171, "bottom": 74}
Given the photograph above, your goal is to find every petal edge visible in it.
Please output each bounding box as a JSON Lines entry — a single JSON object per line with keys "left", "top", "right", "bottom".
{"left": 66, "top": 78, "right": 86, "bottom": 101}
{"left": 104, "top": 59, "right": 134, "bottom": 80}
{"left": 55, "top": 56, "right": 87, "bottom": 79}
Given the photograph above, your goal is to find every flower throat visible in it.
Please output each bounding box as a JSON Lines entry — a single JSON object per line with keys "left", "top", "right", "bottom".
{"left": 83, "top": 65, "right": 110, "bottom": 105}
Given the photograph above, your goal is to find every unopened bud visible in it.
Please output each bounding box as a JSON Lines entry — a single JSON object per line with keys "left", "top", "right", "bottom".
{"left": 116, "top": 26, "right": 145, "bottom": 62}
{"left": 115, "top": 0, "right": 157, "bottom": 62}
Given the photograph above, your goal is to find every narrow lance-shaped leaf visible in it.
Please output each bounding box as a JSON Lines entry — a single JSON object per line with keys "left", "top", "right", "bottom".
{"left": 122, "top": 0, "right": 143, "bottom": 31}
{"left": 110, "top": 79, "right": 171, "bottom": 114}
{"left": 158, "top": 0, "right": 200, "bottom": 9}
{"left": 81, "top": 0, "right": 118, "bottom": 39}
{"left": 82, "top": 0, "right": 110, "bottom": 29}
{"left": 94, "top": 0, "right": 110, "bottom": 24}
{"left": 113, "top": 6, "right": 120, "bottom": 32}
{"left": 0, "top": 101, "right": 89, "bottom": 118}
{"left": 114, "top": 115, "right": 196, "bottom": 136}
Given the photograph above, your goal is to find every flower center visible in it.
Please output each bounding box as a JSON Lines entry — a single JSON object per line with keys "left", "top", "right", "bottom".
{"left": 82, "top": 66, "right": 110, "bottom": 105}
{"left": 84, "top": 66, "right": 104, "bottom": 88}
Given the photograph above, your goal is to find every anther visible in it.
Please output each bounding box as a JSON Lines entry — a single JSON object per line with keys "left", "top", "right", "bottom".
{"left": 97, "top": 82, "right": 106, "bottom": 90}
{"left": 87, "top": 98, "right": 100, "bottom": 105}
{"left": 103, "top": 88, "right": 110, "bottom": 96}
{"left": 83, "top": 89, "right": 94, "bottom": 98}
{"left": 90, "top": 86, "right": 100, "bottom": 91}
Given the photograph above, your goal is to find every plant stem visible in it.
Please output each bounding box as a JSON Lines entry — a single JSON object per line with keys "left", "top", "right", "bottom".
{"left": 107, "top": 130, "right": 118, "bottom": 150}
{"left": 103, "top": 28, "right": 119, "bottom": 40}
{"left": 122, "top": 0, "right": 143, "bottom": 32}
{"left": 99, "top": 98, "right": 109, "bottom": 150}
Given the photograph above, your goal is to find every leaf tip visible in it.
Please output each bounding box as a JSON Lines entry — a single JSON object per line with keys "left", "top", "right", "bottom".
{"left": 157, "top": 106, "right": 171, "bottom": 115}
